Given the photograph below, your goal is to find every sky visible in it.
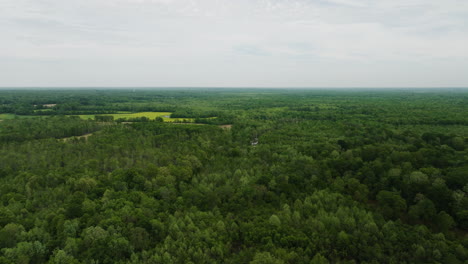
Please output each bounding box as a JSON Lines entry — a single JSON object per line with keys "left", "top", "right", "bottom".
{"left": 1, "top": 0, "right": 468, "bottom": 88}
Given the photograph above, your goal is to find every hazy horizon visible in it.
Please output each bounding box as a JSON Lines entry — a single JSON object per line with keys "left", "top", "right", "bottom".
{"left": 1, "top": 87, "right": 467, "bottom": 91}
{"left": 2, "top": 0, "right": 468, "bottom": 88}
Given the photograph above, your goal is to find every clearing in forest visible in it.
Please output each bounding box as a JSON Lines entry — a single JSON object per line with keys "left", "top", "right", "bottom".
{"left": 61, "top": 132, "right": 95, "bottom": 142}
{"left": 72, "top": 112, "right": 196, "bottom": 122}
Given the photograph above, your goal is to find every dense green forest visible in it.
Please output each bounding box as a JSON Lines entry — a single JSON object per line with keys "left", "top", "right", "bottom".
{"left": 0, "top": 88, "right": 467, "bottom": 263}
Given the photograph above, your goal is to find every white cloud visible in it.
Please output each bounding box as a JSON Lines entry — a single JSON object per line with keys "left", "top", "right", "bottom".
{"left": 0, "top": 0, "right": 467, "bottom": 87}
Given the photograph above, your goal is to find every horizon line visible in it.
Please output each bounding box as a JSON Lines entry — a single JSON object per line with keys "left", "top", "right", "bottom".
{"left": 1, "top": 86, "right": 468, "bottom": 89}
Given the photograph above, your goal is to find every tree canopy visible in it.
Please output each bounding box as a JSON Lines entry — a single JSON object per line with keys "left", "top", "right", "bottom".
{"left": 0, "top": 88, "right": 467, "bottom": 263}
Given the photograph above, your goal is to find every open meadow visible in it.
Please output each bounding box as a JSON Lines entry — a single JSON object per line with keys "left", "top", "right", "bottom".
{"left": 0, "top": 112, "right": 197, "bottom": 123}
{"left": 71, "top": 112, "right": 195, "bottom": 122}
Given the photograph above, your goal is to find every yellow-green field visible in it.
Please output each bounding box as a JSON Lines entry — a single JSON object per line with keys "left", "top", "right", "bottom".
{"left": 1, "top": 112, "right": 199, "bottom": 123}
{"left": 71, "top": 112, "right": 195, "bottom": 122}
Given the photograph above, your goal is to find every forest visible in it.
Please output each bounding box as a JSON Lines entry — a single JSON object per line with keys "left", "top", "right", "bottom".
{"left": 0, "top": 88, "right": 467, "bottom": 263}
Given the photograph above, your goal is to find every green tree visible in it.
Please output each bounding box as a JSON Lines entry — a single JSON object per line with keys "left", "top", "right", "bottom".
{"left": 310, "top": 253, "right": 329, "bottom": 264}
{"left": 250, "top": 252, "right": 284, "bottom": 264}
{"left": 269, "top": 215, "right": 281, "bottom": 227}
{"left": 376, "top": 191, "right": 407, "bottom": 219}
{"left": 435, "top": 211, "right": 455, "bottom": 233}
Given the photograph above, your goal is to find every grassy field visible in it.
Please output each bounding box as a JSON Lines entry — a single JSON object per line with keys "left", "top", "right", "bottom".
{"left": 71, "top": 112, "right": 195, "bottom": 122}
{"left": 1, "top": 112, "right": 197, "bottom": 122}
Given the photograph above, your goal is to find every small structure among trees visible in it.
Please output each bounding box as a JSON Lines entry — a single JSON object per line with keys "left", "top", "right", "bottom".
{"left": 251, "top": 137, "right": 258, "bottom": 146}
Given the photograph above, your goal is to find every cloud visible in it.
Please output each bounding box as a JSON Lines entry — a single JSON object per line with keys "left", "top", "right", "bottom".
{"left": 0, "top": 0, "right": 467, "bottom": 87}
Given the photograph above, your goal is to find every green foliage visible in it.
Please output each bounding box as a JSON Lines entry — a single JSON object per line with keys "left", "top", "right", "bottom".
{"left": 376, "top": 191, "right": 407, "bottom": 219}
{"left": 250, "top": 252, "right": 284, "bottom": 264}
{"left": 95, "top": 115, "right": 114, "bottom": 122}
{"left": 0, "top": 88, "right": 467, "bottom": 263}
{"left": 310, "top": 253, "right": 329, "bottom": 264}
{"left": 269, "top": 214, "right": 281, "bottom": 227}
{"left": 0, "top": 116, "right": 100, "bottom": 143}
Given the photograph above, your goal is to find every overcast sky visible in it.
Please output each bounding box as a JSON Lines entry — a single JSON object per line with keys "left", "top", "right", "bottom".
{"left": 1, "top": 0, "right": 467, "bottom": 87}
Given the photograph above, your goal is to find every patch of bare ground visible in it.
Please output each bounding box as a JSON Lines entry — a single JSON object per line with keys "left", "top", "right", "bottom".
{"left": 219, "top": 124, "right": 232, "bottom": 129}
{"left": 61, "top": 132, "right": 94, "bottom": 142}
